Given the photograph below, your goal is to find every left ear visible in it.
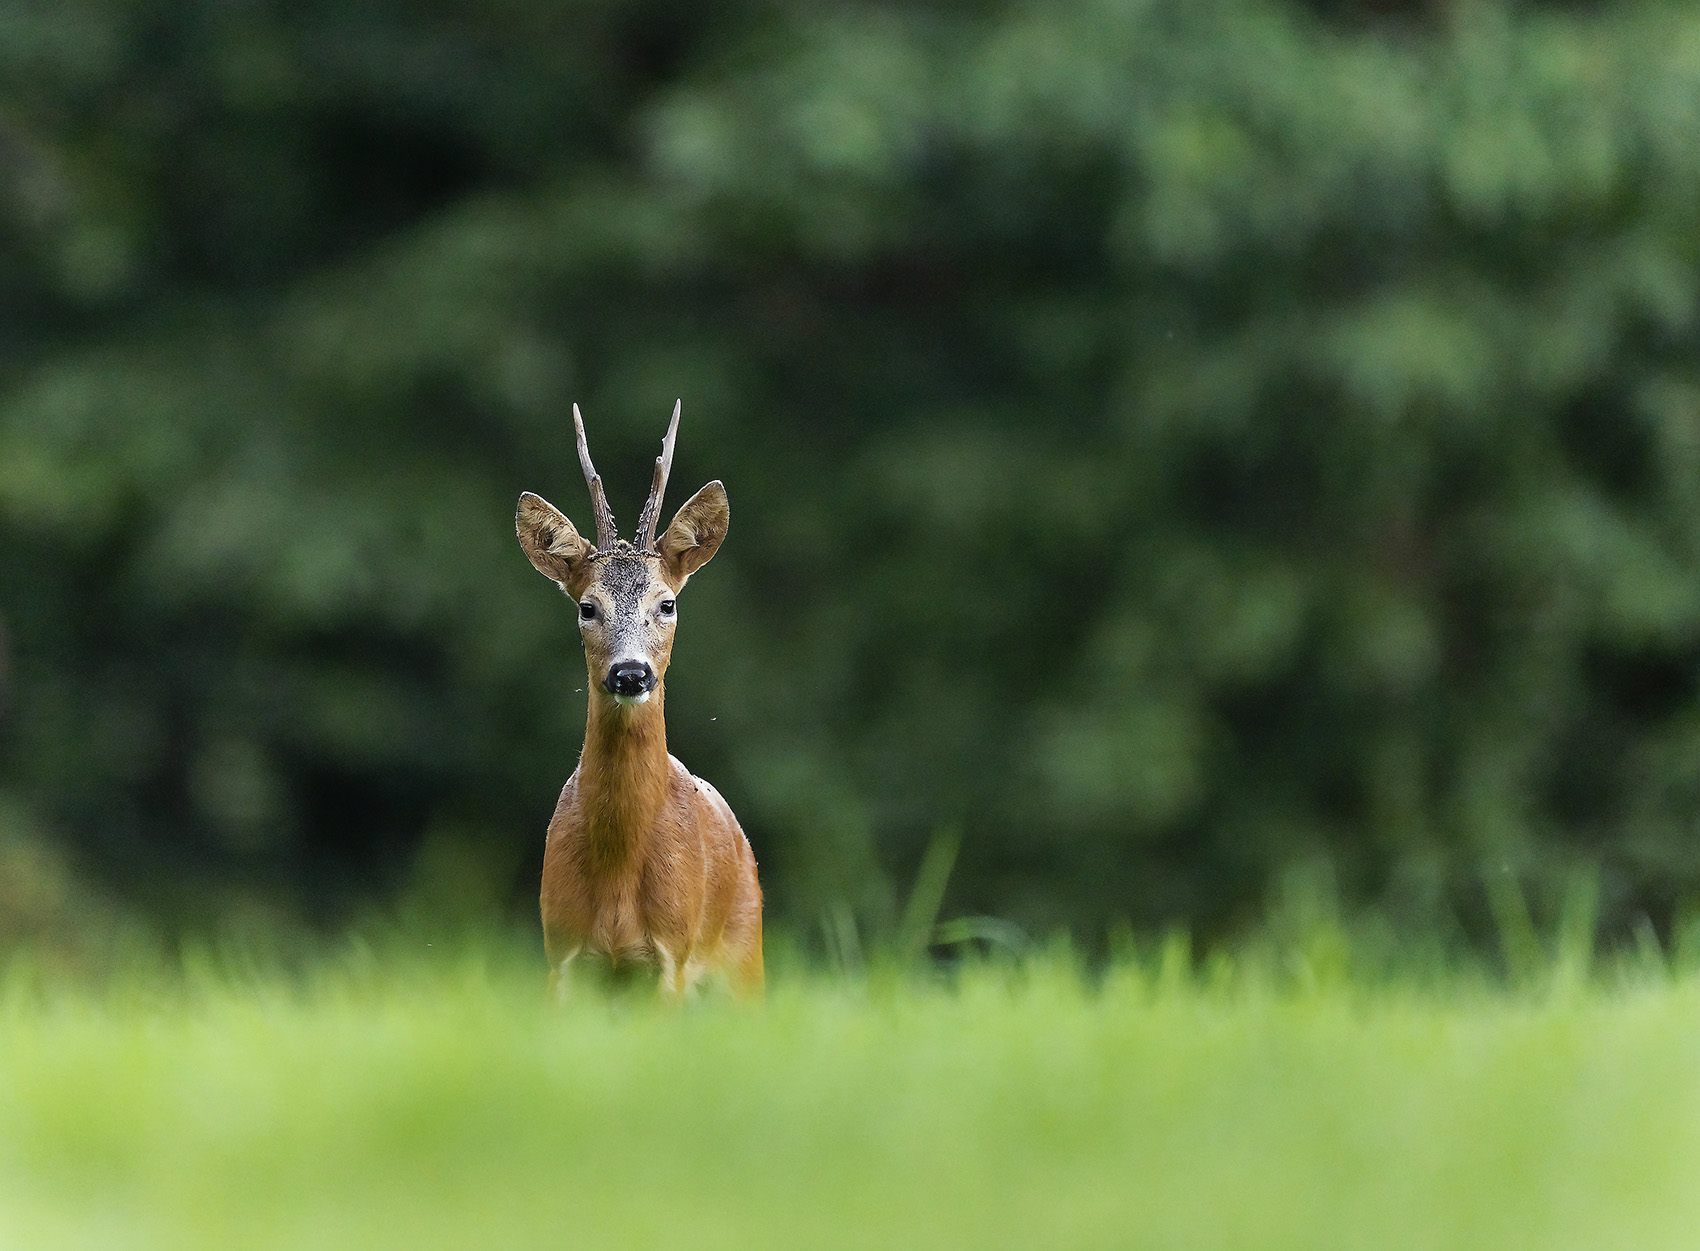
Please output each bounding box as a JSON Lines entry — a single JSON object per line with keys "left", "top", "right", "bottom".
{"left": 516, "top": 491, "right": 594, "bottom": 593}
{"left": 658, "top": 481, "right": 729, "bottom": 588}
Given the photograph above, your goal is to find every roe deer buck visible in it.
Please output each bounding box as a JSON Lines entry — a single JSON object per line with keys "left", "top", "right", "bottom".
{"left": 515, "top": 402, "right": 763, "bottom": 998}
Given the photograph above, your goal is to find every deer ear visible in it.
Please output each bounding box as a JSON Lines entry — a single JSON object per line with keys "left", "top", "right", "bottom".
{"left": 517, "top": 492, "right": 593, "bottom": 590}
{"left": 658, "top": 481, "right": 729, "bottom": 588}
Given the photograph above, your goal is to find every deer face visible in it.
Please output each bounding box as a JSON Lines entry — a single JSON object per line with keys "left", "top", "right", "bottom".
{"left": 576, "top": 553, "right": 675, "bottom": 704}
{"left": 517, "top": 481, "right": 729, "bottom": 708}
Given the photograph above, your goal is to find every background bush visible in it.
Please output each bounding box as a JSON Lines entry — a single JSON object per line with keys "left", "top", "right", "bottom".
{"left": 5, "top": 0, "right": 1700, "bottom": 948}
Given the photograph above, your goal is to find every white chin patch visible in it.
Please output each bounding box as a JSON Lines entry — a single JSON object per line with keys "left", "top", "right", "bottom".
{"left": 611, "top": 691, "right": 651, "bottom": 708}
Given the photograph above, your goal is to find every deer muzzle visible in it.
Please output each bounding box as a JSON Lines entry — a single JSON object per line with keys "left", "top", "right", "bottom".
{"left": 605, "top": 660, "right": 657, "bottom": 700}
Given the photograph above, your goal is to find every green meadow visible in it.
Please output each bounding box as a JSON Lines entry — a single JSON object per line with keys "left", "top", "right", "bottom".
{"left": 3, "top": 936, "right": 1699, "bottom": 1251}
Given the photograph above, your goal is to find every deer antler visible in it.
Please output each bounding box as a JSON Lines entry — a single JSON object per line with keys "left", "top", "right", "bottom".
{"left": 634, "top": 399, "right": 681, "bottom": 551}
{"left": 573, "top": 404, "right": 619, "bottom": 551}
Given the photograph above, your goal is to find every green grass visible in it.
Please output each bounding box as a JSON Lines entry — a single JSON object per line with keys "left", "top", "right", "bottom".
{"left": 3, "top": 938, "right": 1700, "bottom": 1250}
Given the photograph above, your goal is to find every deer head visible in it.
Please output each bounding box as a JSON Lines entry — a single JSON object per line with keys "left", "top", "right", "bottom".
{"left": 516, "top": 402, "right": 729, "bottom": 706}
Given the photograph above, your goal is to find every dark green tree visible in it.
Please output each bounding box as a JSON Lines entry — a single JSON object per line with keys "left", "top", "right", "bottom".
{"left": 5, "top": 0, "right": 1700, "bottom": 947}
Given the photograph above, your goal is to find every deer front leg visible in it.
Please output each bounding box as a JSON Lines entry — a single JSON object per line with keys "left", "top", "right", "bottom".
{"left": 546, "top": 945, "right": 583, "bottom": 1005}
{"left": 655, "top": 944, "right": 690, "bottom": 1001}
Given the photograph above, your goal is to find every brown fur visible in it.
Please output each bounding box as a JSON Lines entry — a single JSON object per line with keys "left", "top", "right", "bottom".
{"left": 517, "top": 481, "right": 763, "bottom": 999}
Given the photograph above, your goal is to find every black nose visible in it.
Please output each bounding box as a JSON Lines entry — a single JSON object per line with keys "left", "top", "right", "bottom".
{"left": 605, "top": 661, "right": 656, "bottom": 697}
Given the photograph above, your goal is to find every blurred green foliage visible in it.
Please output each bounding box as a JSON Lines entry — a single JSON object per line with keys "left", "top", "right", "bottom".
{"left": 5, "top": 0, "right": 1700, "bottom": 944}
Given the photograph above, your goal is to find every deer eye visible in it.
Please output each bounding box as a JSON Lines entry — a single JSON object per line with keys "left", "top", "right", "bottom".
{"left": 579, "top": 601, "right": 597, "bottom": 621}
{"left": 659, "top": 600, "right": 677, "bottom": 617}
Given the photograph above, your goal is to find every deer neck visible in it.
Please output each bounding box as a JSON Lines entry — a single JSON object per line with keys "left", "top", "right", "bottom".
{"left": 577, "top": 685, "right": 669, "bottom": 858}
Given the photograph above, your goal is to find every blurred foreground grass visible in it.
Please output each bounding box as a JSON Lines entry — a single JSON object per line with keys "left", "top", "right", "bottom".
{"left": 3, "top": 933, "right": 1700, "bottom": 1251}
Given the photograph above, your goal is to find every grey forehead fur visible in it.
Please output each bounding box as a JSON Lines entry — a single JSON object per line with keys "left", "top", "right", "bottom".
{"left": 593, "top": 553, "right": 661, "bottom": 614}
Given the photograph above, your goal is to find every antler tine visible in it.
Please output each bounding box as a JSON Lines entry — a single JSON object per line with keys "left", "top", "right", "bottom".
{"left": 573, "top": 403, "right": 619, "bottom": 551}
{"left": 634, "top": 399, "right": 682, "bottom": 551}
